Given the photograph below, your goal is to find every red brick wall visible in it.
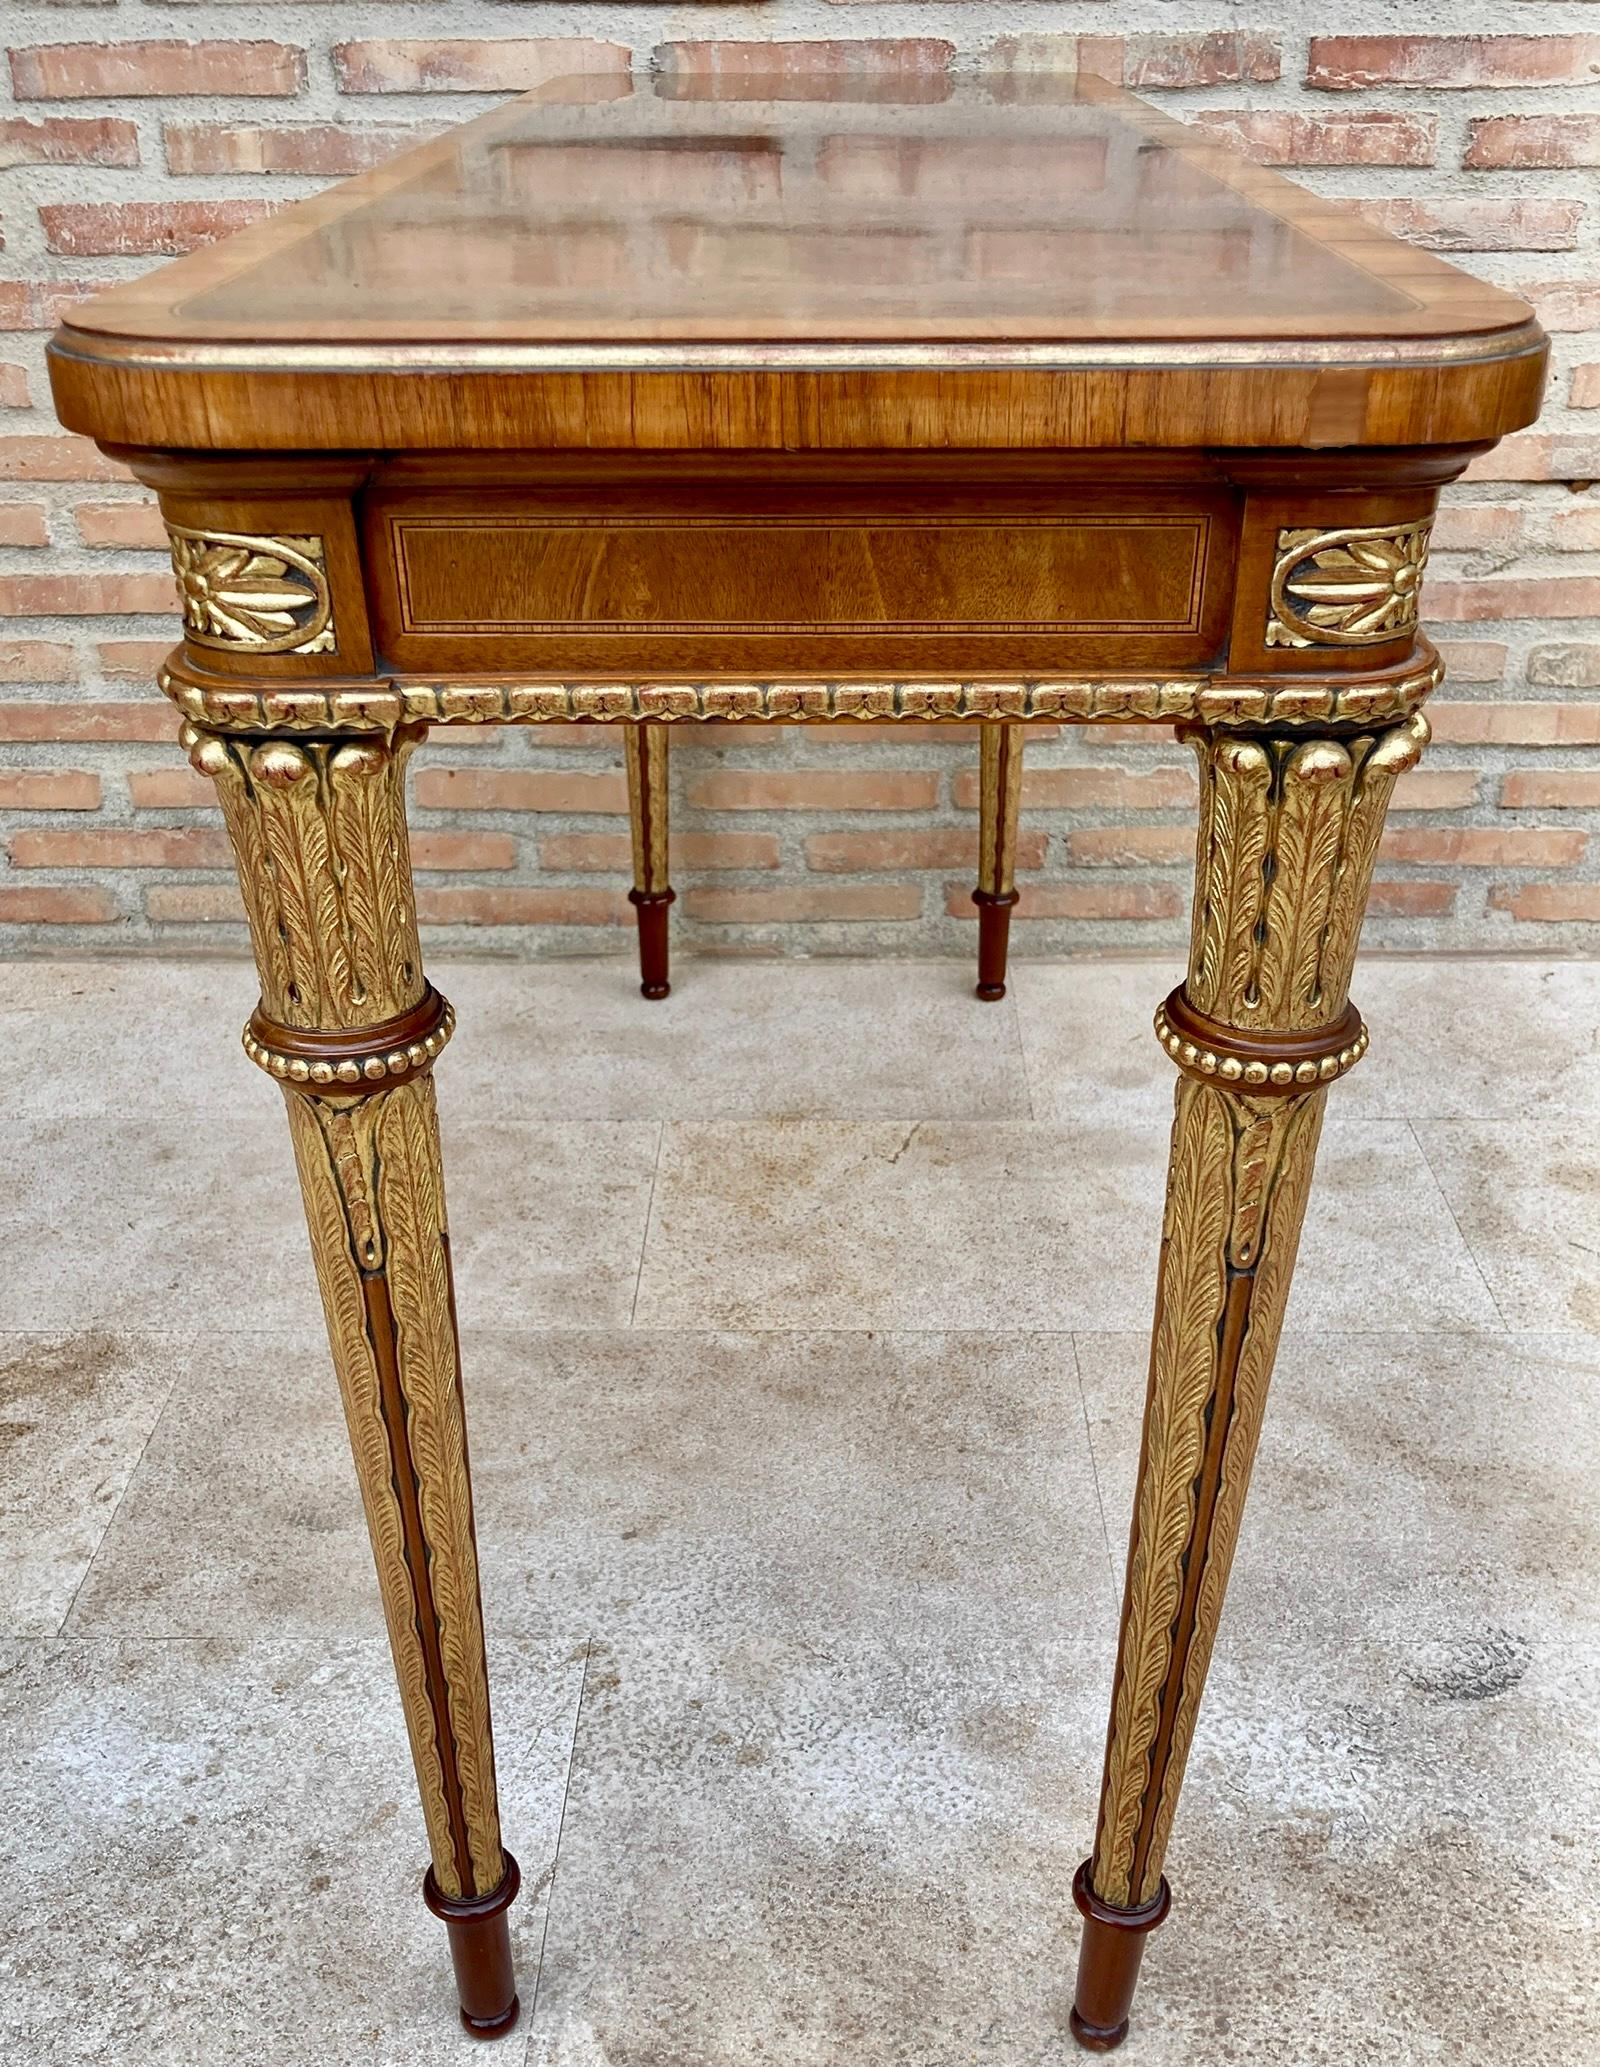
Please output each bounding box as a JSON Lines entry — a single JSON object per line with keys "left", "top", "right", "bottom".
{"left": 3, "top": 9, "right": 1598, "bottom": 955}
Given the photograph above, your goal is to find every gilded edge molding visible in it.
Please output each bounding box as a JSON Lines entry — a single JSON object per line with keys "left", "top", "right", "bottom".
{"left": 157, "top": 650, "right": 1445, "bottom": 737}
{"left": 167, "top": 523, "right": 336, "bottom": 657}
{"left": 1265, "top": 517, "right": 1432, "bottom": 650}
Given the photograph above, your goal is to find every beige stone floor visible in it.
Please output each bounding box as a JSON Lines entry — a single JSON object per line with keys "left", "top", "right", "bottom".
{"left": 2, "top": 953, "right": 1598, "bottom": 2067}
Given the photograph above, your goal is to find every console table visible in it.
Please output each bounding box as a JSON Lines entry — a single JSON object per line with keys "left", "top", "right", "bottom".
{"left": 49, "top": 68, "right": 1545, "bottom": 2053}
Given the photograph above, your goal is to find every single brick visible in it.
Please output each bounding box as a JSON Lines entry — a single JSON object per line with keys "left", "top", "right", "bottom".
{"left": 0, "top": 437, "right": 128, "bottom": 483}
{"left": 128, "top": 766, "right": 217, "bottom": 810}
{"left": 950, "top": 882, "right": 1182, "bottom": 922}
{"left": 1526, "top": 647, "right": 1600, "bottom": 690}
{"left": 416, "top": 886, "right": 630, "bottom": 926}
{"left": 686, "top": 770, "right": 939, "bottom": 811}
{"left": 0, "top": 572, "right": 178, "bottom": 617}
{"left": 0, "top": 885, "right": 117, "bottom": 925}
{"left": 96, "top": 639, "right": 174, "bottom": 679}
{"left": 8, "top": 827, "right": 233, "bottom": 868}
{"left": 1571, "top": 365, "right": 1600, "bottom": 409}
{"left": 653, "top": 39, "right": 953, "bottom": 102}
{"left": 1432, "top": 639, "right": 1507, "bottom": 683}
{"left": 1073, "top": 33, "right": 1281, "bottom": 88}
{"left": 0, "top": 504, "right": 49, "bottom": 547}
{"left": 146, "top": 883, "right": 245, "bottom": 924}
{"left": 334, "top": 39, "right": 629, "bottom": 96}
{"left": 0, "top": 640, "right": 76, "bottom": 683}
{"left": 1499, "top": 770, "right": 1600, "bottom": 809}
{"left": 1391, "top": 770, "right": 1480, "bottom": 810}
{"left": 0, "top": 364, "right": 32, "bottom": 409}
{"left": 408, "top": 831, "right": 517, "bottom": 872}
{"left": 1431, "top": 698, "right": 1600, "bottom": 743}
{"left": 1357, "top": 197, "right": 1582, "bottom": 253}
{"left": 685, "top": 883, "right": 923, "bottom": 923}
{"left": 42, "top": 199, "right": 277, "bottom": 259}
{"left": 73, "top": 500, "right": 167, "bottom": 550}
{"left": 539, "top": 831, "right": 780, "bottom": 872}
{"left": 1463, "top": 435, "right": 1600, "bottom": 482}
{"left": 10, "top": 41, "right": 307, "bottom": 100}
{"left": 1549, "top": 507, "right": 1600, "bottom": 551}
{"left": 412, "top": 767, "right": 627, "bottom": 813}
{"left": 1192, "top": 109, "right": 1435, "bottom": 165}
{"left": 1380, "top": 826, "right": 1588, "bottom": 867}
{"left": 954, "top": 765, "right": 1197, "bottom": 812}
{"left": 1518, "top": 281, "right": 1600, "bottom": 331}
{"left": 1365, "top": 881, "right": 1457, "bottom": 918}
{"left": 1490, "top": 884, "right": 1600, "bottom": 922}
{"left": 0, "top": 770, "right": 101, "bottom": 810}
{"left": 1429, "top": 505, "right": 1524, "bottom": 553}
{"left": 1307, "top": 36, "right": 1600, "bottom": 91}
{"left": 164, "top": 122, "right": 428, "bottom": 177}
{"left": 0, "top": 700, "right": 174, "bottom": 742}
{"left": 0, "top": 279, "right": 124, "bottom": 331}
{"left": 0, "top": 114, "right": 140, "bottom": 168}
{"left": 1427, "top": 577, "right": 1600, "bottom": 622}
{"left": 804, "top": 828, "right": 1047, "bottom": 873}
{"left": 1465, "top": 114, "right": 1600, "bottom": 169}
{"left": 1069, "top": 826, "right": 1193, "bottom": 865}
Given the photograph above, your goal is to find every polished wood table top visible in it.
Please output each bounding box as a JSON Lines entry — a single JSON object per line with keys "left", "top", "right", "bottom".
{"left": 51, "top": 70, "right": 1543, "bottom": 455}
{"left": 47, "top": 69, "right": 1547, "bottom": 2057}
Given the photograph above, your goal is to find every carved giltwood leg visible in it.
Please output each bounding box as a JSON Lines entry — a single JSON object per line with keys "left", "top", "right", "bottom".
{"left": 625, "top": 721, "right": 673, "bottom": 999}
{"left": 185, "top": 718, "right": 520, "bottom": 2038}
{"left": 1071, "top": 711, "right": 1429, "bottom": 2052}
{"left": 972, "top": 720, "right": 1024, "bottom": 1000}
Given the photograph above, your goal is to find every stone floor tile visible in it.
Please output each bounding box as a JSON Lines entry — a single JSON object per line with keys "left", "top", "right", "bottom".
{"left": 443, "top": 1120, "right": 661, "bottom": 1329}
{"left": 3, "top": 959, "right": 251, "bottom": 1119}
{"left": 1095, "top": 1633, "right": 1600, "bottom": 2067}
{"left": 1413, "top": 1118, "right": 1600, "bottom": 1333}
{"left": 1011, "top": 957, "right": 1180, "bottom": 1124}
{"left": 73, "top": 1328, "right": 1116, "bottom": 1656}
{"left": 0, "top": 1331, "right": 186, "bottom": 1637}
{"left": 0, "top": 1110, "right": 320, "bottom": 1334}
{"left": 440, "top": 959, "right": 1031, "bottom": 1121}
{"left": 526, "top": 1627, "right": 1108, "bottom": 2067}
{"left": 0, "top": 1114, "right": 657, "bottom": 1335}
{"left": 634, "top": 1118, "right": 1501, "bottom": 1334}
{"left": 1347, "top": 957, "right": 1600, "bottom": 1122}
{"left": 1076, "top": 1329, "right": 1600, "bottom": 1648}
{"left": 0, "top": 1633, "right": 579, "bottom": 2067}
{"left": 65, "top": 1327, "right": 378, "bottom": 1641}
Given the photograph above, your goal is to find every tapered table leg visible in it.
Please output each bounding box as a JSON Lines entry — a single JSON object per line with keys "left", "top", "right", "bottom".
{"left": 1071, "top": 712, "right": 1429, "bottom": 2052}
{"left": 625, "top": 722, "right": 673, "bottom": 999}
{"left": 187, "top": 718, "right": 520, "bottom": 2038}
{"left": 973, "top": 720, "right": 1024, "bottom": 1000}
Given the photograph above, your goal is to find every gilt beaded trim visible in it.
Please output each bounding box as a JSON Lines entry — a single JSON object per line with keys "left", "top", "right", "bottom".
{"left": 243, "top": 997, "right": 455, "bottom": 1090}
{"left": 1153, "top": 997, "right": 1368, "bottom": 1091}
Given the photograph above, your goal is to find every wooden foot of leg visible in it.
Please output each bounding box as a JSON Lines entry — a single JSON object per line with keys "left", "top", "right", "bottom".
{"left": 424, "top": 1854, "right": 522, "bottom": 2038}
{"left": 1069, "top": 1861, "right": 1170, "bottom": 2052}
{"left": 971, "top": 886, "right": 1019, "bottom": 1000}
{"left": 625, "top": 723, "right": 672, "bottom": 999}
{"left": 974, "top": 721, "right": 1024, "bottom": 999}
{"left": 628, "top": 885, "right": 675, "bottom": 1000}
